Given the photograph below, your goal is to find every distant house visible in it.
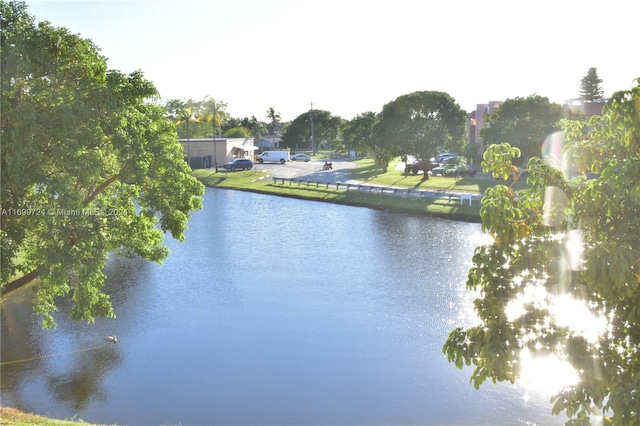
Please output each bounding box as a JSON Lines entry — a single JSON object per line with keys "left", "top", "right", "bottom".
{"left": 178, "top": 138, "right": 258, "bottom": 169}
{"left": 255, "top": 136, "right": 282, "bottom": 151}
{"left": 563, "top": 98, "right": 606, "bottom": 116}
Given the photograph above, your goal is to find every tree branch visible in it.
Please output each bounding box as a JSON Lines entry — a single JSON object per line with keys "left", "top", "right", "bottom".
{"left": 83, "top": 174, "right": 119, "bottom": 206}
{"left": 2, "top": 268, "right": 39, "bottom": 295}
{"left": 2, "top": 174, "right": 120, "bottom": 296}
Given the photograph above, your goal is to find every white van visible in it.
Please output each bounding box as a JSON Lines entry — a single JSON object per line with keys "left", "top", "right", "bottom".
{"left": 256, "top": 151, "right": 290, "bottom": 164}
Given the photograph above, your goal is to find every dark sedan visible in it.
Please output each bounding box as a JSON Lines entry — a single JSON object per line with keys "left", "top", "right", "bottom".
{"left": 223, "top": 158, "right": 253, "bottom": 171}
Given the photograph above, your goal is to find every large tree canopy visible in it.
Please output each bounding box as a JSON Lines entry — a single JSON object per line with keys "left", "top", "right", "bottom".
{"left": 480, "top": 95, "right": 564, "bottom": 164}
{"left": 1, "top": 1, "right": 204, "bottom": 327}
{"left": 281, "top": 110, "right": 343, "bottom": 151}
{"left": 444, "top": 78, "right": 640, "bottom": 424}
{"left": 342, "top": 112, "right": 394, "bottom": 172}
{"left": 376, "top": 91, "right": 467, "bottom": 179}
{"left": 342, "top": 111, "right": 378, "bottom": 155}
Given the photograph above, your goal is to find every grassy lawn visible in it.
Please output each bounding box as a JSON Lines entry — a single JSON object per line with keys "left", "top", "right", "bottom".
{"left": 350, "top": 158, "right": 528, "bottom": 193}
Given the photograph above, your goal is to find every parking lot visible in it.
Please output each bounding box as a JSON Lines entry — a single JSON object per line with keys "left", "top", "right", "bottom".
{"left": 254, "top": 158, "right": 357, "bottom": 181}
{"left": 227, "top": 157, "right": 494, "bottom": 184}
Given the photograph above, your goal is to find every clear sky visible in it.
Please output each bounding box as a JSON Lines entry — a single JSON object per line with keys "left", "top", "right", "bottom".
{"left": 25, "top": 0, "right": 639, "bottom": 122}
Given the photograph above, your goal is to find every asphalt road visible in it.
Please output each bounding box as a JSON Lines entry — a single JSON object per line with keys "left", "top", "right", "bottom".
{"left": 254, "top": 158, "right": 357, "bottom": 182}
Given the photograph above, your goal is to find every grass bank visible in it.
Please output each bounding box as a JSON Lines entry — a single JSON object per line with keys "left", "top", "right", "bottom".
{"left": 192, "top": 158, "right": 525, "bottom": 223}
{"left": 0, "top": 406, "right": 102, "bottom": 426}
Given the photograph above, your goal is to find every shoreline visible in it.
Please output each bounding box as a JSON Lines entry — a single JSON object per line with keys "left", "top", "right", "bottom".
{"left": 191, "top": 161, "right": 483, "bottom": 224}
{"left": 207, "top": 183, "right": 482, "bottom": 223}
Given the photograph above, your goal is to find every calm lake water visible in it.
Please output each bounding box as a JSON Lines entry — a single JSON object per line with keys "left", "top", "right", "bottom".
{"left": 1, "top": 188, "right": 564, "bottom": 425}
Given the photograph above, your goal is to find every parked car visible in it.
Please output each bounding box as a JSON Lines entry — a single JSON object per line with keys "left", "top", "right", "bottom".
{"left": 436, "top": 152, "right": 459, "bottom": 163}
{"left": 405, "top": 159, "right": 440, "bottom": 175}
{"left": 431, "top": 164, "right": 446, "bottom": 176}
{"left": 223, "top": 158, "right": 253, "bottom": 171}
{"left": 441, "top": 155, "right": 461, "bottom": 165}
{"left": 291, "top": 154, "right": 311, "bottom": 162}
{"left": 443, "top": 164, "right": 477, "bottom": 177}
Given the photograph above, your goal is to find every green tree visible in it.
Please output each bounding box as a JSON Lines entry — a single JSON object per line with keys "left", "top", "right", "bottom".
{"left": 266, "top": 106, "right": 281, "bottom": 136}
{"left": 342, "top": 112, "right": 377, "bottom": 154}
{"left": 199, "top": 96, "right": 228, "bottom": 139}
{"left": 0, "top": 1, "right": 204, "bottom": 327}
{"left": 444, "top": 78, "right": 640, "bottom": 424}
{"left": 266, "top": 106, "right": 281, "bottom": 149}
{"left": 281, "top": 110, "right": 343, "bottom": 151}
{"left": 247, "top": 116, "right": 268, "bottom": 141}
{"left": 176, "top": 106, "right": 199, "bottom": 167}
{"left": 164, "top": 98, "right": 186, "bottom": 120}
{"left": 462, "top": 142, "right": 481, "bottom": 163}
{"left": 480, "top": 95, "right": 563, "bottom": 165}
{"left": 223, "top": 126, "right": 251, "bottom": 138}
{"left": 342, "top": 112, "right": 393, "bottom": 170}
{"left": 580, "top": 67, "right": 605, "bottom": 102}
{"left": 222, "top": 116, "right": 268, "bottom": 141}
{"left": 376, "top": 91, "right": 467, "bottom": 179}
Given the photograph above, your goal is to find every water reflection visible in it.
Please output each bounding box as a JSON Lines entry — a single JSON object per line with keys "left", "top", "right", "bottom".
{"left": 46, "top": 344, "right": 121, "bottom": 410}
{"left": 0, "top": 255, "right": 143, "bottom": 414}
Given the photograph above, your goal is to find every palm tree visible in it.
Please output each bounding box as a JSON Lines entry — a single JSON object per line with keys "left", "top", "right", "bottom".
{"left": 176, "top": 107, "right": 199, "bottom": 167}
{"left": 249, "top": 116, "right": 268, "bottom": 141}
{"left": 200, "top": 97, "right": 228, "bottom": 139}
{"left": 266, "top": 107, "right": 281, "bottom": 149}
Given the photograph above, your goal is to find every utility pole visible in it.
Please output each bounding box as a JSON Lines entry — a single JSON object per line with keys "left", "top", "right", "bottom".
{"left": 309, "top": 101, "right": 315, "bottom": 154}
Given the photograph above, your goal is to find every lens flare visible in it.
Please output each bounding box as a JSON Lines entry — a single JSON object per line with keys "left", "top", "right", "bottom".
{"left": 566, "top": 229, "right": 585, "bottom": 271}
{"left": 543, "top": 186, "right": 568, "bottom": 227}
{"left": 541, "top": 131, "right": 566, "bottom": 172}
{"left": 542, "top": 130, "right": 584, "bottom": 180}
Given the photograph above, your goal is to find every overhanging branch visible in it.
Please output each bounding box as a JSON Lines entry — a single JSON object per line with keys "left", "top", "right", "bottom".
{"left": 2, "top": 268, "right": 40, "bottom": 295}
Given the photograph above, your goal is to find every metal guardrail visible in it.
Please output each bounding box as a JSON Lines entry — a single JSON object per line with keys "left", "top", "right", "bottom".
{"left": 271, "top": 177, "right": 483, "bottom": 205}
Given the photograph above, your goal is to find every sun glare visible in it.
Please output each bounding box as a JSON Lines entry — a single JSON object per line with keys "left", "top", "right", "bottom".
{"left": 552, "top": 294, "right": 608, "bottom": 344}
{"left": 505, "top": 228, "right": 609, "bottom": 395}
{"left": 506, "top": 275, "right": 608, "bottom": 394}
{"left": 520, "top": 348, "right": 579, "bottom": 394}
